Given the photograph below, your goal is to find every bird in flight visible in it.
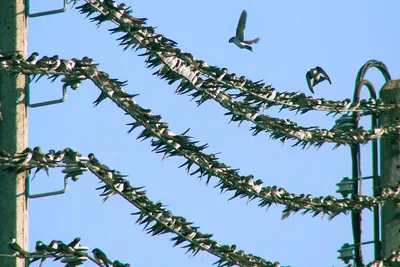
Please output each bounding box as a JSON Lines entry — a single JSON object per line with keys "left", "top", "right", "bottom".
{"left": 305, "top": 66, "right": 331, "bottom": 94}
{"left": 229, "top": 10, "right": 260, "bottom": 52}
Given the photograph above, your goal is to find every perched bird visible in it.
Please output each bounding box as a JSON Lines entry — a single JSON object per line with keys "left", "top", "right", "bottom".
{"left": 92, "top": 248, "right": 112, "bottom": 267}
{"left": 32, "top": 146, "right": 47, "bottom": 163}
{"left": 113, "top": 260, "right": 130, "bottom": 267}
{"left": 229, "top": 10, "right": 260, "bottom": 52}
{"left": 305, "top": 66, "right": 331, "bottom": 94}
{"left": 30, "top": 241, "right": 49, "bottom": 263}
{"left": 34, "top": 240, "right": 49, "bottom": 254}
{"left": 9, "top": 237, "right": 31, "bottom": 258}
{"left": 35, "top": 56, "right": 50, "bottom": 68}
{"left": 47, "top": 240, "right": 59, "bottom": 252}
{"left": 26, "top": 52, "right": 39, "bottom": 65}
{"left": 12, "top": 147, "right": 33, "bottom": 165}
{"left": 88, "top": 153, "right": 111, "bottom": 172}
{"left": 6, "top": 147, "right": 33, "bottom": 174}
{"left": 48, "top": 55, "right": 61, "bottom": 71}
{"left": 56, "top": 241, "right": 75, "bottom": 255}
{"left": 68, "top": 237, "right": 81, "bottom": 249}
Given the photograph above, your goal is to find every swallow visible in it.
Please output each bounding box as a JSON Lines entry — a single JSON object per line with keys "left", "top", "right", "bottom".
{"left": 92, "top": 248, "right": 112, "bottom": 267}
{"left": 48, "top": 240, "right": 59, "bottom": 252}
{"left": 68, "top": 237, "right": 81, "bottom": 249}
{"left": 113, "top": 260, "right": 128, "bottom": 267}
{"left": 26, "top": 52, "right": 39, "bottom": 65}
{"left": 54, "top": 150, "right": 66, "bottom": 162}
{"left": 62, "top": 148, "right": 81, "bottom": 164}
{"left": 229, "top": 10, "right": 260, "bottom": 52}
{"left": 35, "top": 56, "right": 50, "bottom": 68}
{"left": 65, "top": 59, "right": 76, "bottom": 71}
{"left": 88, "top": 153, "right": 111, "bottom": 172}
{"left": 45, "top": 149, "right": 56, "bottom": 163}
{"left": 32, "top": 146, "right": 47, "bottom": 163}
{"left": 218, "top": 244, "right": 237, "bottom": 253}
{"left": 30, "top": 241, "right": 49, "bottom": 263}
{"left": 305, "top": 66, "right": 331, "bottom": 94}
{"left": 110, "top": 3, "right": 131, "bottom": 19}
{"left": 252, "top": 179, "right": 263, "bottom": 194}
{"left": 9, "top": 237, "right": 31, "bottom": 258}
{"left": 81, "top": 56, "right": 95, "bottom": 66}
{"left": 35, "top": 240, "right": 49, "bottom": 254}
{"left": 54, "top": 59, "right": 70, "bottom": 73}
{"left": 12, "top": 147, "right": 33, "bottom": 165}
{"left": 56, "top": 241, "right": 75, "bottom": 256}
{"left": 0, "top": 52, "right": 23, "bottom": 62}
{"left": 48, "top": 55, "right": 61, "bottom": 71}
{"left": 5, "top": 148, "right": 33, "bottom": 174}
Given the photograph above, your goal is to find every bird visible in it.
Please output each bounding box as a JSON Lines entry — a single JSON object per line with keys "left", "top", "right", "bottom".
{"left": 67, "top": 237, "right": 81, "bottom": 249}
{"left": 229, "top": 10, "right": 260, "bottom": 52}
{"left": 305, "top": 66, "right": 331, "bottom": 94}
{"left": 48, "top": 55, "right": 61, "bottom": 71}
{"left": 9, "top": 237, "right": 31, "bottom": 258}
{"left": 26, "top": 52, "right": 39, "bottom": 65}
{"left": 88, "top": 153, "right": 112, "bottom": 172}
{"left": 92, "top": 248, "right": 112, "bottom": 267}
{"left": 30, "top": 241, "right": 49, "bottom": 263}
{"left": 47, "top": 240, "right": 59, "bottom": 252}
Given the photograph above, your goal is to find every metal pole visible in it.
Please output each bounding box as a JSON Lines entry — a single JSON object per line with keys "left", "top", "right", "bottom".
{"left": 379, "top": 79, "right": 400, "bottom": 257}
{"left": 0, "top": 0, "right": 28, "bottom": 266}
{"left": 371, "top": 112, "right": 381, "bottom": 260}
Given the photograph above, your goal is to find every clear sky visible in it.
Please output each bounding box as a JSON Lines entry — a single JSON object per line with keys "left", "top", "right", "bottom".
{"left": 27, "top": 1, "right": 400, "bottom": 267}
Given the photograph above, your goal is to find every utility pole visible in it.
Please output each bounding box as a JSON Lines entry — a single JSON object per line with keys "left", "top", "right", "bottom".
{"left": 0, "top": 0, "right": 28, "bottom": 266}
{"left": 379, "top": 80, "right": 400, "bottom": 257}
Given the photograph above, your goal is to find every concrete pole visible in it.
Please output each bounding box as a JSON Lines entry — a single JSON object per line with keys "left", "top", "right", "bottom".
{"left": 0, "top": 0, "right": 28, "bottom": 266}
{"left": 379, "top": 79, "right": 400, "bottom": 257}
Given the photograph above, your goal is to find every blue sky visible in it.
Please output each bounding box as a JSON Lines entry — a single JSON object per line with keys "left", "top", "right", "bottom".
{"left": 27, "top": 1, "right": 400, "bottom": 266}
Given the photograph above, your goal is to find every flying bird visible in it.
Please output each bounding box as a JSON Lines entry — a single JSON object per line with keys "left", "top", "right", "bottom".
{"left": 229, "top": 10, "right": 260, "bottom": 52}
{"left": 306, "top": 66, "right": 331, "bottom": 94}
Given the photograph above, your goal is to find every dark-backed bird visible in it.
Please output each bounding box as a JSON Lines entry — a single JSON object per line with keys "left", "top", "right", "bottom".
{"left": 26, "top": 52, "right": 39, "bottom": 65}
{"left": 9, "top": 237, "right": 31, "bottom": 258}
{"left": 306, "top": 66, "right": 331, "bottom": 94}
{"left": 229, "top": 10, "right": 260, "bottom": 52}
{"left": 93, "top": 248, "right": 112, "bottom": 267}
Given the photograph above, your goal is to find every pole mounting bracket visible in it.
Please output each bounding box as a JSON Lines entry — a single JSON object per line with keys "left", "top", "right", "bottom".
{"left": 26, "top": 0, "right": 68, "bottom": 18}
{"left": 27, "top": 84, "right": 67, "bottom": 108}
{"left": 27, "top": 176, "right": 69, "bottom": 199}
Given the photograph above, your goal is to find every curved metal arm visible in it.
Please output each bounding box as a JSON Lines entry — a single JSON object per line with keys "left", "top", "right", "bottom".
{"left": 350, "top": 60, "right": 388, "bottom": 267}
{"left": 354, "top": 60, "right": 391, "bottom": 96}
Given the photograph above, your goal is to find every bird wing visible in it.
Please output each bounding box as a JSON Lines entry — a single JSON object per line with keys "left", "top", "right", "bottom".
{"left": 236, "top": 10, "right": 247, "bottom": 41}
{"left": 243, "top": 37, "right": 260, "bottom": 44}
{"left": 316, "top": 66, "right": 332, "bottom": 84}
{"left": 305, "top": 71, "right": 315, "bottom": 94}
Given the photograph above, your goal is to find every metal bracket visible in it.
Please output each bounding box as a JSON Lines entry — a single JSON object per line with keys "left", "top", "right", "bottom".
{"left": 27, "top": 176, "right": 69, "bottom": 199}
{"left": 26, "top": 0, "right": 68, "bottom": 18}
{"left": 27, "top": 84, "right": 67, "bottom": 108}
{"left": 337, "top": 241, "right": 377, "bottom": 264}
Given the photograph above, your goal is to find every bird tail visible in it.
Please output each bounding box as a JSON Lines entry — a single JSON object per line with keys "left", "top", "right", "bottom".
{"left": 244, "top": 37, "right": 260, "bottom": 44}
{"left": 244, "top": 45, "right": 253, "bottom": 52}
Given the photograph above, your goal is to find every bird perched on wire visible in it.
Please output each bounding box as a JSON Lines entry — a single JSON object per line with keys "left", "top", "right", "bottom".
{"left": 305, "top": 66, "right": 331, "bottom": 94}
{"left": 92, "top": 248, "right": 112, "bottom": 267}
{"left": 229, "top": 10, "right": 260, "bottom": 52}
